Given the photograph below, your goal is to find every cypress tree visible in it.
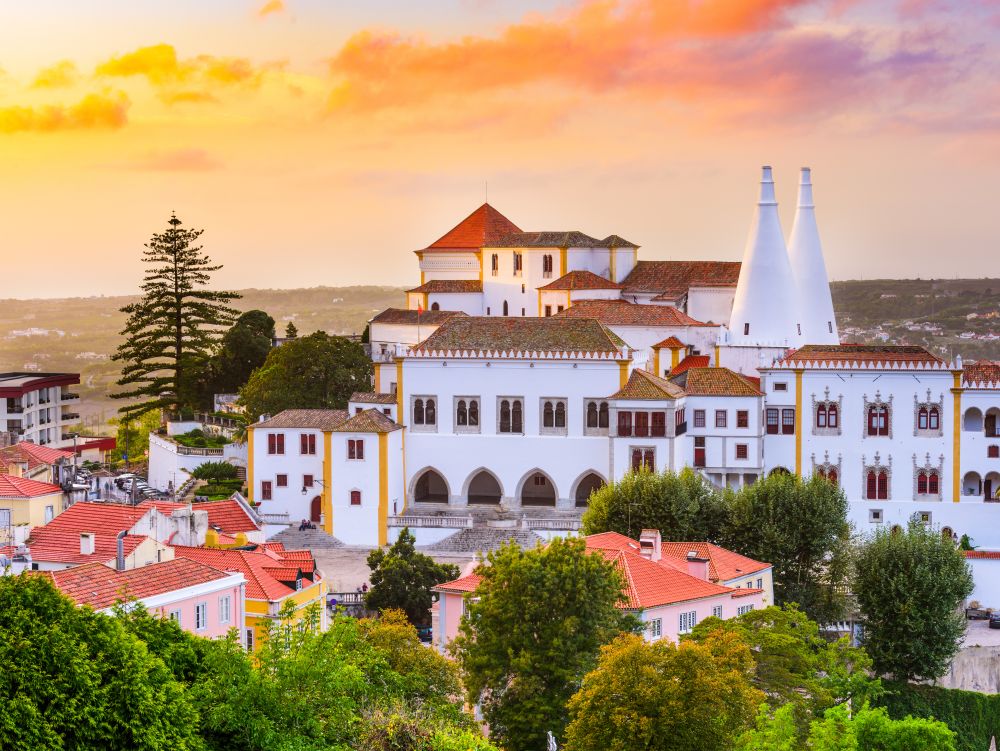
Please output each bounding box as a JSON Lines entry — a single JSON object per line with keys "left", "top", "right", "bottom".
{"left": 112, "top": 213, "right": 240, "bottom": 414}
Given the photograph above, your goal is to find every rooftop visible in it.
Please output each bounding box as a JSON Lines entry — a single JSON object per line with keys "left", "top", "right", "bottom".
{"left": 555, "top": 299, "right": 708, "bottom": 327}
{"left": 619, "top": 261, "right": 741, "bottom": 299}
{"left": 659, "top": 542, "right": 770, "bottom": 581}
{"left": 964, "top": 360, "right": 1000, "bottom": 388}
{"left": 255, "top": 409, "right": 349, "bottom": 431}
{"left": 172, "top": 544, "right": 318, "bottom": 601}
{"left": 0, "top": 372, "right": 80, "bottom": 396}
{"left": 406, "top": 279, "right": 483, "bottom": 294}
{"left": 538, "top": 270, "right": 622, "bottom": 291}
{"left": 421, "top": 203, "right": 522, "bottom": 251}
{"left": 0, "top": 473, "right": 62, "bottom": 499}
{"left": 673, "top": 367, "right": 762, "bottom": 397}
{"left": 411, "top": 316, "right": 626, "bottom": 356}
{"left": 349, "top": 392, "right": 396, "bottom": 405}
{"left": 489, "top": 231, "right": 637, "bottom": 249}
{"left": 653, "top": 336, "right": 685, "bottom": 349}
{"left": 775, "top": 344, "right": 946, "bottom": 368}
{"left": 0, "top": 441, "right": 75, "bottom": 470}
{"left": 610, "top": 369, "right": 685, "bottom": 401}
{"left": 370, "top": 308, "right": 469, "bottom": 326}
{"left": 139, "top": 499, "right": 261, "bottom": 535}
{"left": 331, "top": 408, "right": 402, "bottom": 434}
{"left": 669, "top": 354, "right": 711, "bottom": 377}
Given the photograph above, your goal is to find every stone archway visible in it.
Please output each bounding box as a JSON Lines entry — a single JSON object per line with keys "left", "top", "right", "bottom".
{"left": 520, "top": 470, "right": 557, "bottom": 507}
{"left": 573, "top": 472, "right": 606, "bottom": 507}
{"left": 414, "top": 468, "right": 449, "bottom": 503}
{"left": 467, "top": 470, "right": 503, "bottom": 505}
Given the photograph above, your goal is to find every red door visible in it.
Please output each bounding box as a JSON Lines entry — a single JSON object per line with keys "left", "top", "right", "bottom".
{"left": 310, "top": 495, "right": 322, "bottom": 523}
{"left": 694, "top": 448, "right": 706, "bottom": 467}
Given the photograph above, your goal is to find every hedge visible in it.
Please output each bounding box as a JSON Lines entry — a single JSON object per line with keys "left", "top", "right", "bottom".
{"left": 874, "top": 681, "right": 1000, "bottom": 751}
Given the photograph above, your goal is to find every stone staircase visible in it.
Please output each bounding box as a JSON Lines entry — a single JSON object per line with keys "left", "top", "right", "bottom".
{"left": 425, "top": 527, "right": 543, "bottom": 554}
{"left": 269, "top": 526, "right": 345, "bottom": 550}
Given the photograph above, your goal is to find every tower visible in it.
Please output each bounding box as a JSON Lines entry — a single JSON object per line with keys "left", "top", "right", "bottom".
{"left": 788, "top": 167, "right": 839, "bottom": 344}
{"left": 728, "top": 166, "right": 801, "bottom": 347}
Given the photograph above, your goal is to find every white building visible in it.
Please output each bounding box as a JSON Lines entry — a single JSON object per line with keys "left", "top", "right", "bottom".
{"left": 0, "top": 372, "right": 83, "bottom": 449}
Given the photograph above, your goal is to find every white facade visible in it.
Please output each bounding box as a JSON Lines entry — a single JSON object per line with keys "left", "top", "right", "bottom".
{"left": 0, "top": 373, "right": 83, "bottom": 448}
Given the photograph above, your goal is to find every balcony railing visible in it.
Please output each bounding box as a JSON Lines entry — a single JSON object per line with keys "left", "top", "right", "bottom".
{"left": 522, "top": 517, "right": 581, "bottom": 531}
{"left": 388, "top": 514, "right": 474, "bottom": 529}
{"left": 62, "top": 393, "right": 80, "bottom": 401}
{"left": 5, "top": 405, "right": 24, "bottom": 414}
{"left": 62, "top": 412, "right": 80, "bottom": 421}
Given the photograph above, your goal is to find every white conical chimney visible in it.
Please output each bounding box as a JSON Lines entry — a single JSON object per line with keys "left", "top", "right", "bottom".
{"left": 789, "top": 167, "right": 839, "bottom": 344}
{"left": 729, "top": 166, "right": 800, "bottom": 346}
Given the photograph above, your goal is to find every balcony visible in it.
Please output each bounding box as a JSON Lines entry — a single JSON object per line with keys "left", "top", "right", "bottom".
{"left": 62, "top": 392, "right": 80, "bottom": 401}
{"left": 5, "top": 405, "right": 24, "bottom": 414}
{"left": 62, "top": 412, "right": 80, "bottom": 422}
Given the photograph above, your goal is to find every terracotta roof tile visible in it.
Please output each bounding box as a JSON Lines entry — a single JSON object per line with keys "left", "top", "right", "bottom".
{"left": 596, "top": 547, "right": 735, "bottom": 609}
{"left": 621, "top": 261, "right": 741, "bottom": 297}
{"left": 0, "top": 442, "right": 74, "bottom": 470}
{"left": 777, "top": 344, "right": 945, "bottom": 368}
{"left": 26, "top": 529, "right": 148, "bottom": 565}
{"left": 406, "top": 279, "right": 483, "bottom": 294}
{"left": 43, "top": 501, "right": 146, "bottom": 534}
{"left": 673, "top": 367, "right": 762, "bottom": 396}
{"left": 412, "top": 316, "right": 626, "bottom": 356}
{"left": 654, "top": 336, "right": 685, "bottom": 349}
{"left": 434, "top": 572, "right": 482, "bottom": 594}
{"left": 669, "top": 354, "right": 711, "bottom": 376}
{"left": 138, "top": 499, "right": 260, "bottom": 535}
{"left": 331, "top": 408, "right": 402, "bottom": 433}
{"left": 555, "top": 300, "right": 709, "bottom": 327}
{"left": 538, "top": 270, "right": 622, "bottom": 291}
{"left": 965, "top": 550, "right": 1000, "bottom": 559}
{"left": 255, "top": 409, "right": 349, "bottom": 430}
{"left": 610, "top": 369, "right": 685, "bottom": 400}
{"left": 659, "top": 542, "right": 770, "bottom": 582}
{"left": 0, "top": 474, "right": 62, "bottom": 498}
{"left": 964, "top": 360, "right": 1000, "bottom": 388}
{"left": 172, "top": 545, "right": 319, "bottom": 601}
{"left": 423, "top": 203, "right": 522, "bottom": 251}
{"left": 350, "top": 392, "right": 396, "bottom": 405}
{"left": 370, "top": 308, "right": 469, "bottom": 326}
{"left": 490, "top": 231, "right": 622, "bottom": 248}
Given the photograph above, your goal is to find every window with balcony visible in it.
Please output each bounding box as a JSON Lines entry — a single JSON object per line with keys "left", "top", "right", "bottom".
{"left": 651, "top": 411, "right": 666, "bottom": 437}
{"left": 634, "top": 411, "right": 649, "bottom": 437}
{"left": 498, "top": 398, "right": 523, "bottom": 434}
{"left": 765, "top": 408, "right": 779, "bottom": 434}
{"left": 617, "top": 411, "right": 632, "bottom": 437}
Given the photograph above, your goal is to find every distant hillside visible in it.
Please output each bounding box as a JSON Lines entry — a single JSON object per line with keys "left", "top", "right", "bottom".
{"left": 831, "top": 278, "right": 1000, "bottom": 362}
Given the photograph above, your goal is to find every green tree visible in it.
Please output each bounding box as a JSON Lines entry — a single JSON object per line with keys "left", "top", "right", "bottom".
{"left": 0, "top": 574, "right": 203, "bottom": 751}
{"left": 186, "top": 310, "right": 276, "bottom": 407}
{"left": 721, "top": 472, "right": 852, "bottom": 624}
{"left": 564, "top": 630, "right": 763, "bottom": 751}
{"left": 284, "top": 321, "right": 298, "bottom": 339}
{"left": 365, "top": 529, "right": 460, "bottom": 626}
{"left": 451, "top": 537, "right": 638, "bottom": 751}
{"left": 109, "top": 408, "right": 161, "bottom": 465}
{"left": 581, "top": 467, "right": 729, "bottom": 541}
{"left": 853, "top": 521, "right": 973, "bottom": 681}
{"left": 191, "top": 461, "right": 239, "bottom": 482}
{"left": 112, "top": 213, "right": 239, "bottom": 414}
{"left": 238, "top": 331, "right": 371, "bottom": 419}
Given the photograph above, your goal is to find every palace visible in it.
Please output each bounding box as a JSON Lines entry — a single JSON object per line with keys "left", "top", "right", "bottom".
{"left": 245, "top": 167, "right": 1000, "bottom": 550}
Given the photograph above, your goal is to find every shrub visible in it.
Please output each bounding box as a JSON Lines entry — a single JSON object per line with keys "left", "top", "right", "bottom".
{"left": 192, "top": 462, "right": 239, "bottom": 481}
{"left": 874, "top": 682, "right": 1000, "bottom": 751}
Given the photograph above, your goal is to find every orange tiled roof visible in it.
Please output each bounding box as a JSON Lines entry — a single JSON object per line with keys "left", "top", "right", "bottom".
{"left": 0, "top": 474, "right": 62, "bottom": 498}
{"left": 659, "top": 542, "right": 770, "bottom": 582}
{"left": 370, "top": 308, "right": 469, "bottom": 326}
{"left": 965, "top": 550, "right": 1000, "bottom": 559}
{"left": 139, "top": 499, "right": 261, "bottom": 535}
{"left": 555, "top": 300, "right": 709, "bottom": 327}
{"left": 331, "top": 408, "right": 402, "bottom": 434}
{"left": 0, "top": 441, "right": 74, "bottom": 470}
{"left": 776, "top": 344, "right": 945, "bottom": 368}
{"left": 654, "top": 336, "right": 685, "bottom": 349}
{"left": 45, "top": 558, "right": 234, "bottom": 611}
{"left": 412, "top": 316, "right": 626, "bottom": 356}
{"left": 26, "top": 528, "right": 149, "bottom": 565}
{"left": 610, "top": 369, "right": 685, "bottom": 401}
{"left": 538, "top": 270, "right": 622, "bottom": 291}
{"left": 964, "top": 360, "right": 1000, "bottom": 387}
{"left": 596, "top": 547, "right": 735, "bottom": 609}
{"left": 584, "top": 531, "right": 643, "bottom": 553}
{"left": 490, "top": 231, "right": 636, "bottom": 249}
{"left": 172, "top": 545, "right": 318, "bottom": 601}
{"left": 620, "top": 261, "right": 741, "bottom": 298}
{"left": 43, "top": 501, "right": 147, "bottom": 534}
{"left": 673, "top": 367, "right": 762, "bottom": 396}
{"left": 255, "top": 409, "right": 349, "bottom": 430}
{"left": 669, "top": 354, "right": 711, "bottom": 377}
{"left": 406, "top": 279, "right": 483, "bottom": 294}
{"left": 422, "top": 203, "right": 522, "bottom": 251}
{"left": 350, "top": 392, "right": 396, "bottom": 405}
{"left": 434, "top": 572, "right": 482, "bottom": 594}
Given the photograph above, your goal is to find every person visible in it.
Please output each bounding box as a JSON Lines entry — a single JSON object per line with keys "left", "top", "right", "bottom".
{"left": 299, "top": 519, "right": 308, "bottom": 531}
{"left": 361, "top": 582, "right": 368, "bottom": 593}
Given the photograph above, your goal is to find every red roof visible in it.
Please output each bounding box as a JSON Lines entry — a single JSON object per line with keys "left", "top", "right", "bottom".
{"left": 654, "top": 336, "right": 685, "bottom": 349}
{"left": 0, "top": 474, "right": 62, "bottom": 498}
{"left": 964, "top": 360, "right": 1000, "bottom": 388}
{"left": 674, "top": 367, "right": 762, "bottom": 397}
{"left": 44, "top": 558, "right": 234, "bottom": 610}
{"left": 26, "top": 528, "right": 148, "bottom": 565}
{"left": 555, "top": 300, "right": 709, "bottom": 327}
{"left": 172, "top": 545, "right": 319, "bottom": 601}
{"left": 406, "top": 279, "right": 483, "bottom": 294}
{"left": 659, "top": 542, "right": 770, "bottom": 582}
{"left": 435, "top": 572, "right": 482, "bottom": 594}
{"left": 776, "top": 345, "right": 945, "bottom": 368}
{"left": 669, "top": 354, "right": 711, "bottom": 376}
{"left": 43, "top": 501, "right": 147, "bottom": 535}
{"left": 620, "top": 261, "right": 742, "bottom": 298}
{"left": 538, "top": 270, "right": 622, "bottom": 291}
{"left": 422, "top": 203, "right": 522, "bottom": 251}
{"left": 0, "top": 441, "right": 75, "bottom": 469}
{"left": 595, "top": 546, "right": 735, "bottom": 609}
{"left": 965, "top": 550, "right": 1000, "bottom": 559}
{"left": 139, "top": 499, "right": 260, "bottom": 535}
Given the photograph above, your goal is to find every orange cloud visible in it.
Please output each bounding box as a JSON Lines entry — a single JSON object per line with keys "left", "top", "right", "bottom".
{"left": 258, "top": 0, "right": 285, "bottom": 18}
{"left": 127, "top": 148, "right": 223, "bottom": 171}
{"left": 31, "top": 60, "right": 79, "bottom": 89}
{"left": 97, "top": 44, "right": 263, "bottom": 88}
{"left": 0, "top": 91, "right": 129, "bottom": 134}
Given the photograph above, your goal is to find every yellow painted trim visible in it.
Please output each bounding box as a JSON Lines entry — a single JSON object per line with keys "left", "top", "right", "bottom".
{"left": 609, "top": 248, "right": 616, "bottom": 282}
{"left": 373, "top": 364, "right": 381, "bottom": 392}
{"left": 378, "top": 432, "right": 389, "bottom": 546}
{"left": 323, "top": 430, "right": 333, "bottom": 535}
{"left": 560, "top": 247, "right": 568, "bottom": 276}
{"left": 654, "top": 349, "right": 660, "bottom": 377}
{"left": 671, "top": 347, "right": 681, "bottom": 368}
{"left": 400, "top": 428, "right": 407, "bottom": 513}
{"left": 952, "top": 371, "right": 963, "bottom": 503}
{"left": 422, "top": 292, "right": 429, "bottom": 311}
{"left": 538, "top": 290, "right": 543, "bottom": 316}
{"left": 396, "top": 359, "right": 404, "bottom": 422}
{"left": 566, "top": 291, "right": 571, "bottom": 311}
{"left": 619, "top": 360, "right": 629, "bottom": 387}
{"left": 420, "top": 271, "right": 425, "bottom": 286}
{"left": 794, "top": 369, "right": 804, "bottom": 475}
{"left": 477, "top": 250, "right": 483, "bottom": 283}
{"left": 714, "top": 345, "right": 720, "bottom": 366}
{"left": 247, "top": 426, "right": 254, "bottom": 503}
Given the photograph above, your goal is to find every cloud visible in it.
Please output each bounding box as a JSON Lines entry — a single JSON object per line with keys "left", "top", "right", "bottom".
{"left": 159, "top": 90, "right": 219, "bottom": 105}
{"left": 258, "top": 0, "right": 285, "bottom": 18}
{"left": 0, "top": 91, "right": 130, "bottom": 134}
{"left": 31, "top": 60, "right": 79, "bottom": 89}
{"left": 96, "top": 44, "right": 264, "bottom": 88}
{"left": 127, "top": 148, "right": 223, "bottom": 171}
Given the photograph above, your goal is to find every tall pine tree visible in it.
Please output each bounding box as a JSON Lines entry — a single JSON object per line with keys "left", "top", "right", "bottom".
{"left": 112, "top": 213, "right": 240, "bottom": 414}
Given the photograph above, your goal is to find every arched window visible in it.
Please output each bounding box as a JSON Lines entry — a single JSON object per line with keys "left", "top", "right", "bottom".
{"left": 413, "top": 398, "right": 425, "bottom": 425}
{"left": 587, "top": 401, "right": 598, "bottom": 428}
{"left": 928, "top": 472, "right": 939, "bottom": 494}
{"left": 555, "top": 402, "right": 566, "bottom": 428}
{"left": 816, "top": 404, "right": 827, "bottom": 428}
{"left": 929, "top": 408, "right": 940, "bottom": 430}
{"left": 917, "top": 472, "right": 928, "bottom": 494}
{"left": 457, "top": 400, "right": 468, "bottom": 426}
{"left": 828, "top": 404, "right": 838, "bottom": 428}
{"left": 350, "top": 490, "right": 361, "bottom": 506}
{"left": 543, "top": 401, "right": 554, "bottom": 428}
{"left": 431, "top": 302, "right": 440, "bottom": 311}
{"left": 877, "top": 471, "right": 888, "bottom": 499}
{"left": 867, "top": 406, "right": 889, "bottom": 436}
{"left": 512, "top": 400, "right": 523, "bottom": 433}
{"left": 866, "top": 471, "right": 877, "bottom": 499}
{"left": 468, "top": 400, "right": 479, "bottom": 426}
{"left": 816, "top": 467, "right": 827, "bottom": 481}
{"left": 827, "top": 468, "right": 838, "bottom": 486}
{"left": 502, "top": 300, "right": 509, "bottom": 317}
{"left": 491, "top": 253, "right": 498, "bottom": 275}
{"left": 500, "top": 400, "right": 511, "bottom": 433}
{"left": 918, "top": 407, "right": 928, "bottom": 430}
{"left": 599, "top": 402, "right": 609, "bottom": 428}
{"left": 425, "top": 398, "right": 436, "bottom": 425}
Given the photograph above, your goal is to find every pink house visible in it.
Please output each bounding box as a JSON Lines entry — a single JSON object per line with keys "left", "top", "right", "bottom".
{"left": 43, "top": 557, "right": 246, "bottom": 642}
{"left": 432, "top": 530, "right": 768, "bottom": 652}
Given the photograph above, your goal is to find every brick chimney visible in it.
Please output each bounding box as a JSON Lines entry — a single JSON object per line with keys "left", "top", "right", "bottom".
{"left": 639, "top": 529, "right": 661, "bottom": 562}
{"left": 686, "top": 550, "right": 710, "bottom": 580}
{"left": 79, "top": 532, "right": 95, "bottom": 556}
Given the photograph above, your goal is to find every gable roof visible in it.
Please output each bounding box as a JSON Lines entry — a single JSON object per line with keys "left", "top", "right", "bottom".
{"left": 42, "top": 500, "right": 146, "bottom": 534}
{"left": 554, "top": 300, "right": 709, "bottom": 327}
{"left": 411, "top": 316, "right": 626, "bottom": 356}
{"left": 653, "top": 336, "right": 685, "bottom": 349}
{"left": 538, "top": 270, "right": 622, "bottom": 291}
{"left": 350, "top": 392, "right": 396, "bottom": 405}
{"left": 370, "top": 308, "right": 469, "bottom": 326}
{"left": 620, "top": 261, "right": 742, "bottom": 298}
{"left": 964, "top": 360, "right": 1000, "bottom": 388}
{"left": 659, "top": 542, "right": 770, "bottom": 581}
{"left": 0, "top": 441, "right": 74, "bottom": 470}
{"left": 610, "top": 369, "right": 685, "bottom": 401}
{"left": 434, "top": 571, "right": 483, "bottom": 594}
{"left": 406, "top": 279, "right": 483, "bottom": 294}
{"left": 26, "top": 529, "right": 149, "bottom": 565}
{"left": 331, "top": 408, "right": 402, "bottom": 434}
{"left": 669, "top": 354, "right": 711, "bottom": 377}
{"left": 422, "top": 203, "right": 522, "bottom": 251}
{"left": 139, "top": 499, "right": 261, "bottom": 535}
{"left": 255, "top": 409, "right": 349, "bottom": 430}
{"left": 44, "top": 558, "right": 235, "bottom": 611}
{"left": 172, "top": 545, "right": 318, "bottom": 601}
{"left": 0, "top": 474, "right": 62, "bottom": 498}
{"left": 673, "top": 367, "right": 762, "bottom": 396}
{"left": 490, "top": 231, "right": 636, "bottom": 249}
{"left": 776, "top": 344, "right": 945, "bottom": 368}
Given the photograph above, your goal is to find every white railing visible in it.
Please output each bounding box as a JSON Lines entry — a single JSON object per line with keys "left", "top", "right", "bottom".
{"left": 260, "top": 512, "right": 292, "bottom": 525}
{"left": 388, "top": 514, "right": 474, "bottom": 529}
{"left": 522, "top": 517, "right": 581, "bottom": 531}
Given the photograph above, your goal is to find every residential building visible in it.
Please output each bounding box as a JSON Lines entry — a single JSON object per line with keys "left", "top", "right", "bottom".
{"left": 0, "top": 372, "right": 83, "bottom": 448}
{"left": 0, "top": 474, "right": 65, "bottom": 544}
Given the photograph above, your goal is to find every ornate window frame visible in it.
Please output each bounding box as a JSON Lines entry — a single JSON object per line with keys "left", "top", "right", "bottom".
{"left": 863, "top": 391, "right": 893, "bottom": 439}
{"left": 912, "top": 452, "right": 944, "bottom": 501}
{"left": 811, "top": 450, "right": 842, "bottom": 487}
{"left": 454, "top": 396, "right": 481, "bottom": 434}
{"left": 811, "top": 387, "right": 843, "bottom": 437}
{"left": 862, "top": 452, "right": 892, "bottom": 500}
{"left": 539, "top": 397, "right": 568, "bottom": 436}
{"left": 913, "top": 390, "right": 944, "bottom": 438}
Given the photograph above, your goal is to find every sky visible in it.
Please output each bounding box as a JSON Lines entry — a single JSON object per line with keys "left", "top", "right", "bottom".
{"left": 0, "top": 0, "right": 997, "bottom": 299}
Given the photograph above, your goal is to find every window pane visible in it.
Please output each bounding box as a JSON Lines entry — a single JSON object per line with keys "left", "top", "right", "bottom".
{"left": 469, "top": 400, "right": 479, "bottom": 426}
